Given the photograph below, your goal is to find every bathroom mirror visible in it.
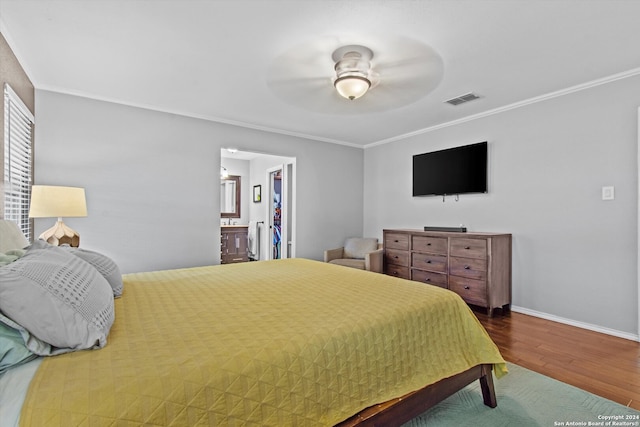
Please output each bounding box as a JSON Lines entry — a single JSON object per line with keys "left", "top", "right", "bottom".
{"left": 221, "top": 175, "right": 241, "bottom": 218}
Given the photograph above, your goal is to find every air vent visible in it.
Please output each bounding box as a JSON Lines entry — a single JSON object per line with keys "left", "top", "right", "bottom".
{"left": 444, "top": 92, "right": 481, "bottom": 106}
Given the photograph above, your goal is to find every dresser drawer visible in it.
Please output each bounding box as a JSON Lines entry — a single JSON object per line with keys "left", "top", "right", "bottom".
{"left": 385, "top": 249, "right": 409, "bottom": 267}
{"left": 450, "top": 238, "right": 487, "bottom": 259}
{"left": 449, "top": 276, "right": 487, "bottom": 306}
{"left": 412, "top": 269, "right": 448, "bottom": 288}
{"left": 221, "top": 253, "right": 249, "bottom": 264}
{"left": 385, "top": 233, "right": 410, "bottom": 250}
{"left": 386, "top": 265, "right": 410, "bottom": 280}
{"left": 412, "top": 236, "right": 447, "bottom": 254}
{"left": 412, "top": 253, "right": 447, "bottom": 273}
{"left": 449, "top": 256, "right": 487, "bottom": 281}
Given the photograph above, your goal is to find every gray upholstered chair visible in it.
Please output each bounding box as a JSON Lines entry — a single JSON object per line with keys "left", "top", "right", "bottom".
{"left": 324, "top": 237, "right": 383, "bottom": 273}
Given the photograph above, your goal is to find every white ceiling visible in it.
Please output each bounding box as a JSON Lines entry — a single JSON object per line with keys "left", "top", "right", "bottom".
{"left": 2, "top": 0, "right": 640, "bottom": 148}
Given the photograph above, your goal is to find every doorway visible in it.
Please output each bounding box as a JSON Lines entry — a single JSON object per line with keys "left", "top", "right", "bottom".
{"left": 269, "top": 168, "right": 282, "bottom": 259}
{"left": 267, "top": 163, "right": 293, "bottom": 259}
{"left": 220, "top": 149, "right": 295, "bottom": 262}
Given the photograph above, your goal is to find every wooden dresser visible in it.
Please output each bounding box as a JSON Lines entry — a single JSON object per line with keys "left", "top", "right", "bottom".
{"left": 383, "top": 229, "right": 512, "bottom": 315}
{"left": 221, "top": 225, "right": 249, "bottom": 264}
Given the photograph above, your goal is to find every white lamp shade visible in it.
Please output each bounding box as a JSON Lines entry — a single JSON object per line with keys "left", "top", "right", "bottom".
{"left": 29, "top": 185, "right": 87, "bottom": 218}
{"left": 334, "top": 75, "right": 371, "bottom": 100}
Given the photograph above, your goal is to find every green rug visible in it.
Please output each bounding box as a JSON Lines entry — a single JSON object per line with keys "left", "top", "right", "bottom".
{"left": 403, "top": 363, "right": 640, "bottom": 427}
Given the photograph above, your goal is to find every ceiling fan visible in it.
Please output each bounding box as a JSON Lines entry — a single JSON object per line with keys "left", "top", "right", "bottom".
{"left": 266, "top": 36, "right": 444, "bottom": 114}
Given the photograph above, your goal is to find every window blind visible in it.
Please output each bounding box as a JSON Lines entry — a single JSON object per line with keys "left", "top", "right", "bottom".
{"left": 3, "top": 83, "right": 34, "bottom": 240}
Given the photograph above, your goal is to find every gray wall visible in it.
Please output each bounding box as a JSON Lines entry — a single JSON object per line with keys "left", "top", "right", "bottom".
{"left": 33, "top": 90, "right": 364, "bottom": 273}
{"left": 364, "top": 75, "right": 640, "bottom": 337}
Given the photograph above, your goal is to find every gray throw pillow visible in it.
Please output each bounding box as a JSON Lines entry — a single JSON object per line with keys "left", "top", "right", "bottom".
{"left": 61, "top": 247, "right": 123, "bottom": 297}
{"left": 0, "top": 239, "right": 114, "bottom": 352}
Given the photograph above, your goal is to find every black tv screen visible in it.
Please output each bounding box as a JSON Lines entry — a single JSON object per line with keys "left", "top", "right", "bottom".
{"left": 412, "top": 141, "right": 487, "bottom": 196}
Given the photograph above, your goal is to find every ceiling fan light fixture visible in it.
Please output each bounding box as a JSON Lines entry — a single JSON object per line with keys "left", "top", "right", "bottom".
{"left": 334, "top": 75, "right": 371, "bottom": 100}
{"left": 332, "top": 45, "right": 374, "bottom": 101}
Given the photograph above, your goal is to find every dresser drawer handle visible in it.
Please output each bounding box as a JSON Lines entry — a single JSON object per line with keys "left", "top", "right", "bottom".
{"left": 394, "top": 255, "right": 399, "bottom": 259}
{"left": 464, "top": 285, "right": 470, "bottom": 290}
{"left": 426, "top": 260, "right": 432, "bottom": 264}
{"left": 464, "top": 265, "right": 471, "bottom": 270}
{"left": 427, "top": 243, "right": 432, "bottom": 246}
{"left": 464, "top": 246, "right": 471, "bottom": 250}
{"left": 394, "top": 240, "right": 399, "bottom": 243}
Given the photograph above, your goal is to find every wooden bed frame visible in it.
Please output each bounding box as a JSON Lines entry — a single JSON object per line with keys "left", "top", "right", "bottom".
{"left": 337, "top": 364, "right": 496, "bottom": 426}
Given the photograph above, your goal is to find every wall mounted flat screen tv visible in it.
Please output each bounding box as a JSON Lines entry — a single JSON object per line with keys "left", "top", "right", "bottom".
{"left": 413, "top": 141, "right": 487, "bottom": 196}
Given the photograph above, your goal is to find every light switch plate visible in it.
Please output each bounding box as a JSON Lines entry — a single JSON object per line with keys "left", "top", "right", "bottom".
{"left": 602, "top": 186, "right": 615, "bottom": 200}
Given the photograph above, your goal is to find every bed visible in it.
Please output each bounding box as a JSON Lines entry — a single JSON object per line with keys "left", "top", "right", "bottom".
{"left": 0, "top": 222, "right": 506, "bottom": 426}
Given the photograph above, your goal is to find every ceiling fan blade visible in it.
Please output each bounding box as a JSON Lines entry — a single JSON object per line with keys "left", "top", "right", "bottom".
{"left": 375, "top": 54, "right": 428, "bottom": 69}
{"left": 268, "top": 76, "right": 328, "bottom": 87}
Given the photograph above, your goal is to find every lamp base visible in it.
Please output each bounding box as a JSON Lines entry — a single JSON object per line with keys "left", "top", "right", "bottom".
{"left": 39, "top": 220, "right": 80, "bottom": 247}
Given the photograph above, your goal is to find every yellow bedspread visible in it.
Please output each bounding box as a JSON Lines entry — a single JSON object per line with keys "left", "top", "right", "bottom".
{"left": 21, "top": 258, "right": 506, "bottom": 426}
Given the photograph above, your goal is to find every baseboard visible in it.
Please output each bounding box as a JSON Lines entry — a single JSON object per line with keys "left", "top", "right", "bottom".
{"left": 511, "top": 305, "right": 639, "bottom": 342}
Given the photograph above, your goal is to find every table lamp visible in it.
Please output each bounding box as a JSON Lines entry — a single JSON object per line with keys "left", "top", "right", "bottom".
{"left": 28, "top": 185, "right": 87, "bottom": 247}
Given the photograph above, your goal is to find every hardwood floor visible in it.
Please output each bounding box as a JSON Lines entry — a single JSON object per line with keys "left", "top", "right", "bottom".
{"left": 474, "top": 310, "right": 640, "bottom": 411}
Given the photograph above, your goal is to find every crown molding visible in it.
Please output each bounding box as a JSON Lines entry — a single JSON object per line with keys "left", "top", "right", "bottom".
{"left": 36, "top": 84, "right": 363, "bottom": 149}
{"left": 365, "top": 66, "right": 640, "bottom": 149}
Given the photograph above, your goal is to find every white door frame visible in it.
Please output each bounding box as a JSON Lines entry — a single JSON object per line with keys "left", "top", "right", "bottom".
{"left": 637, "top": 107, "right": 640, "bottom": 341}
{"left": 286, "top": 161, "right": 296, "bottom": 258}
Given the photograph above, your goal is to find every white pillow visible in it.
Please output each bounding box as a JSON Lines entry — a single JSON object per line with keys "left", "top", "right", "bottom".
{"left": 0, "top": 220, "right": 29, "bottom": 252}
